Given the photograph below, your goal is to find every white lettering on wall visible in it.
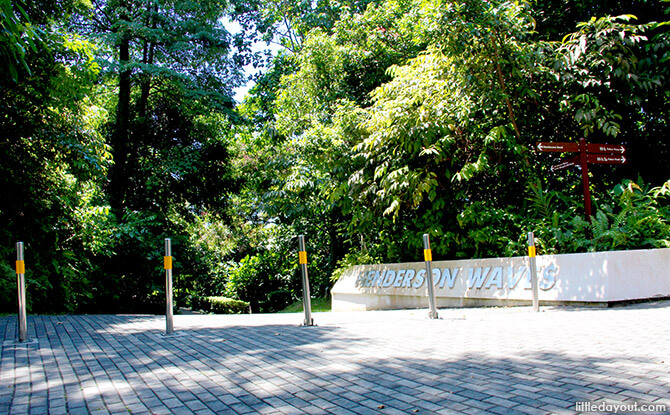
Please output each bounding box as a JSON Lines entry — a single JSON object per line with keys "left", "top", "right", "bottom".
{"left": 355, "top": 271, "right": 365, "bottom": 287}
{"left": 508, "top": 266, "right": 527, "bottom": 289}
{"left": 393, "top": 270, "right": 405, "bottom": 287}
{"left": 364, "top": 270, "right": 375, "bottom": 287}
{"left": 485, "top": 267, "right": 503, "bottom": 289}
{"left": 383, "top": 270, "right": 395, "bottom": 287}
{"left": 468, "top": 267, "right": 491, "bottom": 289}
{"left": 541, "top": 264, "right": 557, "bottom": 290}
{"left": 402, "top": 269, "right": 415, "bottom": 287}
{"left": 438, "top": 268, "right": 458, "bottom": 288}
{"left": 413, "top": 269, "right": 426, "bottom": 288}
{"left": 354, "top": 263, "right": 558, "bottom": 291}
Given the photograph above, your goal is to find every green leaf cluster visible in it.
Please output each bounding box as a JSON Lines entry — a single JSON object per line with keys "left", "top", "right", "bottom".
{"left": 190, "top": 296, "right": 250, "bottom": 314}
{"left": 530, "top": 179, "right": 670, "bottom": 254}
{"left": 232, "top": 0, "right": 670, "bottom": 293}
{"left": 2, "top": 0, "right": 670, "bottom": 314}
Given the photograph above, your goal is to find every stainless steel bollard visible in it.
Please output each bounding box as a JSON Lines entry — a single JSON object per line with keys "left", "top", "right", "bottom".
{"left": 16, "top": 242, "right": 27, "bottom": 342}
{"left": 298, "top": 235, "right": 314, "bottom": 326}
{"left": 164, "top": 238, "right": 174, "bottom": 334}
{"left": 422, "top": 234, "right": 439, "bottom": 319}
{"left": 527, "top": 232, "right": 539, "bottom": 312}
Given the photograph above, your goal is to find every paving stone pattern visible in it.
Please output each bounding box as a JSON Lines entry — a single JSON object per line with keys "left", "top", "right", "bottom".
{"left": 1, "top": 302, "right": 670, "bottom": 414}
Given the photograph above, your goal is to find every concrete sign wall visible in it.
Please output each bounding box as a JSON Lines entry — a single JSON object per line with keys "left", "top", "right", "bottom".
{"left": 331, "top": 248, "right": 670, "bottom": 311}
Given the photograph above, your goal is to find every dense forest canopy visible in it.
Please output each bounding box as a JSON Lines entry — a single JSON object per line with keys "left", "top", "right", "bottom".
{"left": 1, "top": 0, "right": 669, "bottom": 313}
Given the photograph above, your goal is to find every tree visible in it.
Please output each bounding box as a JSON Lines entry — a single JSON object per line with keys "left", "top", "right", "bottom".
{"left": 342, "top": 0, "right": 548, "bottom": 257}
{"left": 0, "top": 0, "right": 40, "bottom": 81}
{"left": 55, "top": 0, "right": 250, "bottom": 310}
{"left": 230, "top": 0, "right": 382, "bottom": 53}
{"left": 348, "top": 0, "right": 668, "bottom": 254}
{"left": 0, "top": 0, "right": 113, "bottom": 312}
{"left": 223, "top": 0, "right": 427, "bottom": 305}
{"left": 80, "top": 0, "right": 245, "bottom": 214}
{"left": 256, "top": 0, "right": 670, "bottom": 265}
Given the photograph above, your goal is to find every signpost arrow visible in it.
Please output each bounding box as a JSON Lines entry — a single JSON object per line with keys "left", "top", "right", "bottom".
{"left": 537, "top": 138, "right": 627, "bottom": 226}
{"left": 537, "top": 142, "right": 579, "bottom": 153}
{"left": 586, "top": 143, "right": 626, "bottom": 154}
{"left": 586, "top": 154, "right": 627, "bottom": 165}
{"left": 550, "top": 156, "right": 579, "bottom": 172}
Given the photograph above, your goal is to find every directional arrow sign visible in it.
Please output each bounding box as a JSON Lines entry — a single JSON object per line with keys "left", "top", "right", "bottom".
{"left": 586, "top": 154, "right": 627, "bottom": 165}
{"left": 551, "top": 156, "right": 579, "bottom": 172}
{"left": 536, "top": 142, "right": 579, "bottom": 153}
{"left": 586, "top": 143, "right": 626, "bottom": 154}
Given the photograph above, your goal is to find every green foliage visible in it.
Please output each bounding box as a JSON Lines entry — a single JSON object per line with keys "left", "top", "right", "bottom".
{"left": 224, "top": 247, "right": 297, "bottom": 313}
{"left": 589, "top": 180, "right": 670, "bottom": 250}
{"left": 230, "top": 0, "right": 670, "bottom": 296}
{"left": 2, "top": 0, "right": 670, "bottom": 314}
{"left": 230, "top": 0, "right": 382, "bottom": 52}
{"left": 339, "top": 0, "right": 547, "bottom": 266}
{"left": 192, "top": 296, "right": 250, "bottom": 314}
{"left": 528, "top": 179, "right": 670, "bottom": 254}
{"left": 555, "top": 15, "right": 660, "bottom": 137}
{"left": 331, "top": 250, "right": 384, "bottom": 283}
{"left": 0, "top": 0, "right": 40, "bottom": 81}
{"left": 0, "top": 0, "right": 113, "bottom": 313}
{"left": 453, "top": 203, "right": 527, "bottom": 259}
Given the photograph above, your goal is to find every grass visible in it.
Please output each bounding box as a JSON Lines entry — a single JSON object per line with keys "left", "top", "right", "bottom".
{"left": 280, "top": 297, "right": 331, "bottom": 313}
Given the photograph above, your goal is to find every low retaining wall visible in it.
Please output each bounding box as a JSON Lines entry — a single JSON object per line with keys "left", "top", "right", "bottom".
{"left": 331, "top": 248, "right": 670, "bottom": 311}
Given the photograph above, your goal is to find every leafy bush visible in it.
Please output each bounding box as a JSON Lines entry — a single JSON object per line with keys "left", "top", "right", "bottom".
{"left": 191, "top": 296, "right": 250, "bottom": 314}
{"left": 589, "top": 179, "right": 670, "bottom": 251}
{"left": 332, "top": 251, "right": 384, "bottom": 282}
{"left": 266, "top": 290, "right": 293, "bottom": 311}
{"left": 530, "top": 179, "right": 670, "bottom": 254}
{"left": 453, "top": 202, "right": 527, "bottom": 259}
{"left": 224, "top": 250, "right": 297, "bottom": 313}
{"left": 208, "top": 297, "right": 250, "bottom": 314}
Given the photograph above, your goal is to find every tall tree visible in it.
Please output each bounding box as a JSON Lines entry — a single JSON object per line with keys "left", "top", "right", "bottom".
{"left": 230, "top": 0, "right": 382, "bottom": 53}
{"left": 80, "top": 0, "right": 245, "bottom": 213}
{"left": 39, "top": 0, "right": 250, "bottom": 312}
{"left": 0, "top": 0, "right": 112, "bottom": 312}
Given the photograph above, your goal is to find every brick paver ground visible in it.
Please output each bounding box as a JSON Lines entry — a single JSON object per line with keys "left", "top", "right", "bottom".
{"left": 1, "top": 301, "right": 669, "bottom": 414}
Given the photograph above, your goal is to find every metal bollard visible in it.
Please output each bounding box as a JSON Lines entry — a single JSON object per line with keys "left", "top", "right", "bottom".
{"left": 298, "top": 235, "right": 314, "bottom": 326}
{"left": 16, "top": 242, "right": 27, "bottom": 342}
{"left": 527, "top": 232, "right": 539, "bottom": 312}
{"left": 422, "top": 234, "right": 439, "bottom": 319}
{"left": 164, "top": 238, "right": 174, "bottom": 334}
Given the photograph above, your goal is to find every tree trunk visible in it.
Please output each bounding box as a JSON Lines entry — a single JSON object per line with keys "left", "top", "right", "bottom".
{"left": 137, "top": 2, "right": 156, "bottom": 121}
{"left": 109, "top": 33, "right": 131, "bottom": 215}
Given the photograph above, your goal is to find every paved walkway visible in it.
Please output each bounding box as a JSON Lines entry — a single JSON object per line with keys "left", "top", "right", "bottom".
{"left": 1, "top": 302, "right": 669, "bottom": 415}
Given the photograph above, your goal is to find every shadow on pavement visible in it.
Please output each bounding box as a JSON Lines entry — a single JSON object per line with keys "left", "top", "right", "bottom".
{"left": 1, "top": 312, "right": 668, "bottom": 414}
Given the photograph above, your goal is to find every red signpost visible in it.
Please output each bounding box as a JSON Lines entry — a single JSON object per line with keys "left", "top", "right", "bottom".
{"left": 586, "top": 154, "right": 627, "bottom": 164}
{"left": 586, "top": 143, "right": 626, "bottom": 154}
{"left": 536, "top": 138, "right": 627, "bottom": 220}
{"left": 550, "top": 156, "right": 579, "bottom": 172}
{"left": 536, "top": 142, "right": 579, "bottom": 153}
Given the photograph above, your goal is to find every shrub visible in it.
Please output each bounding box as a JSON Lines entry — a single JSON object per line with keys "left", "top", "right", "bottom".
{"left": 191, "top": 296, "right": 250, "bottom": 314}
{"left": 266, "top": 290, "right": 293, "bottom": 311}
{"left": 224, "top": 251, "right": 296, "bottom": 313}
{"left": 208, "top": 296, "right": 250, "bottom": 314}
{"left": 529, "top": 178, "right": 670, "bottom": 254}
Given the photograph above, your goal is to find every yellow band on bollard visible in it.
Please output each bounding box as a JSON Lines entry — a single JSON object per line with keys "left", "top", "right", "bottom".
{"left": 424, "top": 249, "right": 432, "bottom": 262}
{"left": 16, "top": 260, "right": 25, "bottom": 274}
{"left": 164, "top": 256, "right": 172, "bottom": 270}
{"left": 299, "top": 251, "right": 307, "bottom": 265}
{"left": 528, "top": 246, "right": 536, "bottom": 258}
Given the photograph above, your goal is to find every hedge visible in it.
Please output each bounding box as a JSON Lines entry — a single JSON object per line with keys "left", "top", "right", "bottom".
{"left": 190, "top": 296, "right": 250, "bottom": 314}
